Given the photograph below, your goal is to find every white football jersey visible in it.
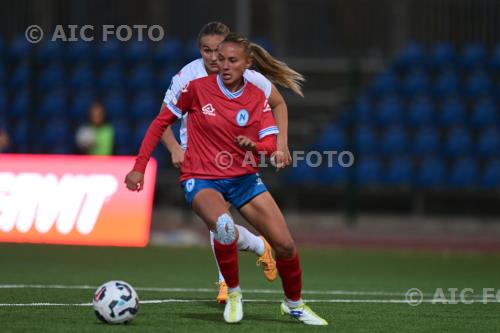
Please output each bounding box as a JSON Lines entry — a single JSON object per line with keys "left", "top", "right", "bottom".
{"left": 163, "top": 58, "right": 272, "bottom": 150}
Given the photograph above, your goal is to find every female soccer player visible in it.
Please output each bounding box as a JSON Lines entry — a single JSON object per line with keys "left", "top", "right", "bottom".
{"left": 125, "top": 32, "right": 328, "bottom": 326}
{"left": 160, "top": 22, "right": 297, "bottom": 303}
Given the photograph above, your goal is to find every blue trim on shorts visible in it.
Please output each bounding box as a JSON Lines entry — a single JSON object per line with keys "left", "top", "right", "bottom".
{"left": 180, "top": 173, "right": 267, "bottom": 209}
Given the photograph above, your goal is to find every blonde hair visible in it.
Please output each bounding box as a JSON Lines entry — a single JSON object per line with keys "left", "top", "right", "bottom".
{"left": 222, "top": 32, "right": 305, "bottom": 97}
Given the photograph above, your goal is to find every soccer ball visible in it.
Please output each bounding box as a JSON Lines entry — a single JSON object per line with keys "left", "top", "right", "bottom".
{"left": 93, "top": 280, "right": 139, "bottom": 324}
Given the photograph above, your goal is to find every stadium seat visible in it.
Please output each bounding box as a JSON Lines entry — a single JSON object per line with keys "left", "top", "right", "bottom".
{"left": 354, "top": 124, "right": 378, "bottom": 155}
{"left": 157, "top": 65, "right": 179, "bottom": 91}
{"left": 461, "top": 43, "right": 486, "bottom": 70}
{"left": 396, "top": 42, "right": 425, "bottom": 70}
{"left": 11, "top": 121, "right": 30, "bottom": 152}
{"left": 38, "top": 89, "right": 67, "bottom": 118}
{"left": 380, "top": 125, "right": 409, "bottom": 155}
{"left": 318, "top": 162, "right": 349, "bottom": 185}
{"left": 36, "top": 40, "right": 64, "bottom": 64}
{"left": 434, "top": 68, "right": 460, "bottom": 97}
{"left": 130, "top": 91, "right": 158, "bottom": 120}
{"left": 103, "top": 90, "right": 127, "bottom": 122}
{"left": 95, "top": 39, "right": 121, "bottom": 64}
{"left": 314, "top": 124, "right": 347, "bottom": 151}
{"left": 10, "top": 90, "right": 30, "bottom": 121}
{"left": 113, "top": 118, "right": 133, "bottom": 155}
{"left": 429, "top": 42, "right": 456, "bottom": 69}
{"left": 69, "top": 89, "right": 96, "bottom": 123}
{"left": 370, "top": 72, "right": 398, "bottom": 96}
{"left": 154, "top": 37, "right": 183, "bottom": 65}
{"left": 8, "top": 36, "right": 31, "bottom": 61}
{"left": 375, "top": 95, "right": 403, "bottom": 125}
{"left": 126, "top": 40, "right": 150, "bottom": 64}
{"left": 416, "top": 156, "right": 446, "bottom": 188}
{"left": 352, "top": 95, "right": 373, "bottom": 124}
{"left": 385, "top": 155, "right": 413, "bottom": 186}
{"left": 490, "top": 44, "right": 500, "bottom": 72}
{"left": 465, "top": 70, "right": 492, "bottom": 98}
{"left": 413, "top": 126, "right": 440, "bottom": 155}
{"left": 439, "top": 96, "right": 466, "bottom": 127}
{"left": 471, "top": 98, "right": 498, "bottom": 128}
{"left": 444, "top": 127, "right": 472, "bottom": 157}
{"left": 38, "top": 64, "right": 65, "bottom": 91}
{"left": 69, "top": 63, "right": 95, "bottom": 90}
{"left": 406, "top": 95, "right": 435, "bottom": 127}
{"left": 10, "top": 62, "right": 31, "bottom": 90}
{"left": 448, "top": 158, "right": 479, "bottom": 188}
{"left": 98, "top": 63, "right": 125, "bottom": 89}
{"left": 42, "top": 118, "right": 71, "bottom": 148}
{"left": 477, "top": 127, "right": 500, "bottom": 158}
{"left": 355, "top": 155, "right": 382, "bottom": 187}
{"left": 0, "top": 88, "right": 7, "bottom": 117}
{"left": 184, "top": 38, "right": 200, "bottom": 62}
{"left": 402, "top": 69, "right": 429, "bottom": 96}
{"left": 128, "top": 64, "right": 155, "bottom": 91}
{"left": 481, "top": 159, "right": 500, "bottom": 189}
{"left": 66, "top": 40, "right": 93, "bottom": 62}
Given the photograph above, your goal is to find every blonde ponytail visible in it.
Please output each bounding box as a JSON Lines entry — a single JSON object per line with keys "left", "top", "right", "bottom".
{"left": 222, "top": 32, "right": 305, "bottom": 97}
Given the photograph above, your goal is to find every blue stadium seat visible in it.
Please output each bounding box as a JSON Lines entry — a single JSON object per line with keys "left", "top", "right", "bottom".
{"left": 38, "top": 89, "right": 67, "bottom": 118}
{"left": 434, "top": 69, "right": 460, "bottom": 96}
{"left": 0, "top": 63, "right": 5, "bottom": 85}
{"left": 380, "top": 125, "right": 409, "bottom": 155}
{"left": 448, "top": 158, "right": 479, "bottom": 188}
{"left": 157, "top": 65, "right": 179, "bottom": 91}
{"left": 10, "top": 62, "right": 31, "bottom": 90}
{"left": 69, "top": 63, "right": 95, "bottom": 90}
{"left": 98, "top": 63, "right": 125, "bottom": 89}
{"left": 12, "top": 121, "right": 30, "bottom": 151}
{"left": 385, "top": 155, "right": 413, "bottom": 186}
{"left": 465, "top": 70, "right": 492, "bottom": 98}
{"left": 402, "top": 69, "right": 429, "bottom": 96}
{"left": 471, "top": 98, "right": 498, "bottom": 128}
{"left": 461, "top": 43, "right": 486, "bottom": 70}
{"left": 396, "top": 42, "right": 425, "bottom": 70}
{"left": 10, "top": 90, "right": 30, "bottom": 121}
{"left": 130, "top": 91, "right": 158, "bottom": 120}
{"left": 429, "top": 42, "right": 456, "bottom": 69}
{"left": 444, "top": 127, "right": 472, "bottom": 157}
{"left": 9, "top": 36, "right": 31, "bottom": 61}
{"left": 376, "top": 95, "right": 403, "bottom": 125}
{"left": 113, "top": 119, "right": 133, "bottom": 155}
{"left": 314, "top": 124, "right": 347, "bottom": 150}
{"left": 477, "top": 127, "right": 500, "bottom": 158}
{"left": 491, "top": 44, "right": 500, "bottom": 72}
{"left": 318, "top": 163, "right": 349, "bottom": 185}
{"left": 0, "top": 88, "right": 7, "bottom": 117}
{"left": 38, "top": 65, "right": 65, "bottom": 91}
{"left": 66, "top": 40, "right": 93, "bottom": 62}
{"left": 481, "top": 159, "right": 500, "bottom": 189}
{"left": 354, "top": 124, "right": 377, "bottom": 155}
{"left": 440, "top": 96, "right": 466, "bottom": 127}
{"left": 184, "top": 38, "right": 200, "bottom": 62}
{"left": 407, "top": 95, "right": 435, "bottom": 127}
{"left": 352, "top": 95, "right": 373, "bottom": 123}
{"left": 103, "top": 90, "right": 127, "bottom": 121}
{"left": 95, "top": 39, "right": 121, "bottom": 64}
{"left": 413, "top": 126, "right": 440, "bottom": 156}
{"left": 36, "top": 40, "right": 64, "bottom": 64}
{"left": 355, "top": 155, "right": 382, "bottom": 187}
{"left": 154, "top": 37, "right": 183, "bottom": 65}
{"left": 42, "top": 118, "right": 71, "bottom": 148}
{"left": 128, "top": 64, "right": 155, "bottom": 91}
{"left": 416, "top": 156, "right": 446, "bottom": 188}
{"left": 69, "top": 89, "right": 96, "bottom": 123}
{"left": 253, "top": 37, "right": 274, "bottom": 54}
{"left": 126, "top": 40, "right": 150, "bottom": 64}
{"left": 370, "top": 72, "right": 398, "bottom": 96}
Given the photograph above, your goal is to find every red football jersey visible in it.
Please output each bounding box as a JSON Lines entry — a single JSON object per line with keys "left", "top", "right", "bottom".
{"left": 133, "top": 74, "right": 278, "bottom": 181}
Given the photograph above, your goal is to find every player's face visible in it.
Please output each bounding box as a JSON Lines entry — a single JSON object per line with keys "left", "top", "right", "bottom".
{"left": 217, "top": 42, "right": 251, "bottom": 89}
{"left": 199, "top": 34, "right": 225, "bottom": 74}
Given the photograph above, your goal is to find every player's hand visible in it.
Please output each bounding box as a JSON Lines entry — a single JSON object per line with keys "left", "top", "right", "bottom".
{"left": 275, "top": 138, "right": 292, "bottom": 171}
{"left": 235, "top": 135, "right": 256, "bottom": 151}
{"left": 171, "top": 147, "right": 185, "bottom": 168}
{"left": 124, "top": 170, "right": 144, "bottom": 192}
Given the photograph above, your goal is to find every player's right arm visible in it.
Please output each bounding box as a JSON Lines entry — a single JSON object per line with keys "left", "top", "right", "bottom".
{"left": 161, "top": 126, "right": 184, "bottom": 168}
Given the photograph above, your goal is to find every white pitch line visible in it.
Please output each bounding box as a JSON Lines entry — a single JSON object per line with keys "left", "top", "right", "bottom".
{"left": 0, "top": 298, "right": 497, "bottom": 307}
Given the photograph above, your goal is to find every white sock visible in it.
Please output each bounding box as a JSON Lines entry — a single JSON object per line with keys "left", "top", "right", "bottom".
{"left": 228, "top": 285, "right": 241, "bottom": 294}
{"left": 209, "top": 231, "right": 225, "bottom": 282}
{"left": 285, "top": 298, "right": 304, "bottom": 308}
{"left": 235, "top": 224, "right": 265, "bottom": 256}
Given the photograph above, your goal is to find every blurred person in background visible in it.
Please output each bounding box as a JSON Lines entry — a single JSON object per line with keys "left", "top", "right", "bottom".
{"left": 75, "top": 101, "right": 114, "bottom": 155}
{"left": 0, "top": 128, "right": 10, "bottom": 152}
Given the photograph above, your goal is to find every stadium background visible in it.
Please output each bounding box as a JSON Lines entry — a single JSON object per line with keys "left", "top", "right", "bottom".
{"left": 0, "top": 1, "right": 500, "bottom": 331}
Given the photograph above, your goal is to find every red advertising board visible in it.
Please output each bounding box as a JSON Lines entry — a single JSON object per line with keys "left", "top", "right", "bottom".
{"left": 0, "top": 154, "right": 156, "bottom": 247}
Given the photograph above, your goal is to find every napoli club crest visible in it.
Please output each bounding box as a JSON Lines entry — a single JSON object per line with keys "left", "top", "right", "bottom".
{"left": 236, "top": 109, "right": 249, "bottom": 126}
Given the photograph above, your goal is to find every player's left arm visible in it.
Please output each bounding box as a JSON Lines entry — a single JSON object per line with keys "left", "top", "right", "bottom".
{"left": 268, "top": 84, "right": 292, "bottom": 168}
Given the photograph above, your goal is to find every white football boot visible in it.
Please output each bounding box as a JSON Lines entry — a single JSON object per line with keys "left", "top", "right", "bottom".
{"left": 223, "top": 291, "right": 243, "bottom": 323}
{"left": 280, "top": 301, "right": 328, "bottom": 326}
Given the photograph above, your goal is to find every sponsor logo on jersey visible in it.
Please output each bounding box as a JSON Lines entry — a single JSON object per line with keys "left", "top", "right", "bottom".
{"left": 236, "top": 109, "right": 249, "bottom": 126}
{"left": 202, "top": 103, "right": 216, "bottom": 117}
{"left": 263, "top": 99, "right": 272, "bottom": 113}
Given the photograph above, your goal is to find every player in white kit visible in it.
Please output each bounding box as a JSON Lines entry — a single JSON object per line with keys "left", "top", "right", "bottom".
{"left": 160, "top": 22, "right": 302, "bottom": 303}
